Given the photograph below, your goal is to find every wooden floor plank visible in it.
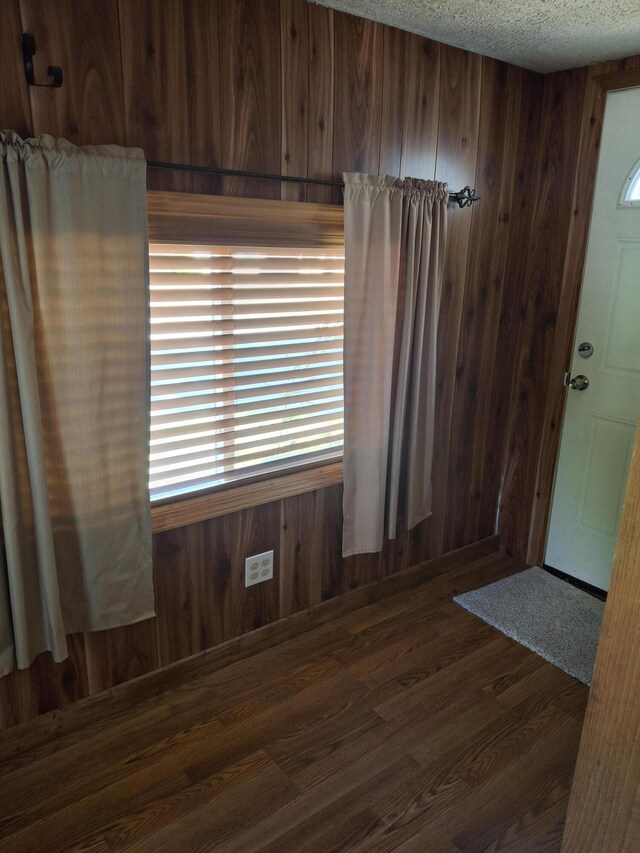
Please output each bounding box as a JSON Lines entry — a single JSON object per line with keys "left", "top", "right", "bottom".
{"left": 354, "top": 617, "right": 498, "bottom": 692}
{"left": 374, "top": 633, "right": 532, "bottom": 721}
{"left": 228, "top": 757, "right": 427, "bottom": 853}
{"left": 123, "top": 760, "right": 299, "bottom": 853}
{"left": 8, "top": 751, "right": 272, "bottom": 853}
{"left": 495, "top": 659, "right": 588, "bottom": 719}
{"left": 360, "top": 711, "right": 581, "bottom": 852}
{"left": 0, "top": 657, "right": 341, "bottom": 838}
{"left": 253, "top": 804, "right": 383, "bottom": 853}
{"left": 451, "top": 726, "right": 581, "bottom": 852}
{"left": 0, "top": 552, "right": 589, "bottom": 853}
{"left": 480, "top": 783, "right": 569, "bottom": 853}
{"left": 182, "top": 669, "right": 373, "bottom": 787}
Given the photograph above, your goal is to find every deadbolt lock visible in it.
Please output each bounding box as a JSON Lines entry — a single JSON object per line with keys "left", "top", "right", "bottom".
{"left": 578, "top": 342, "right": 594, "bottom": 358}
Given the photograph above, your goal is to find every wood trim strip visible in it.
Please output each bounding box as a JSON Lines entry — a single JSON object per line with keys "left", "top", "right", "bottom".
{"left": 524, "top": 70, "right": 598, "bottom": 564}
{"left": 147, "top": 189, "right": 344, "bottom": 247}
{"left": 0, "top": 534, "right": 498, "bottom": 762}
{"left": 151, "top": 461, "right": 344, "bottom": 533}
{"left": 591, "top": 68, "right": 640, "bottom": 90}
{"left": 561, "top": 425, "right": 640, "bottom": 850}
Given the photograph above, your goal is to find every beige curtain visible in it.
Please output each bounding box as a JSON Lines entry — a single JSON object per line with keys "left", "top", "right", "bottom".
{"left": 0, "top": 132, "right": 154, "bottom": 677}
{"left": 342, "top": 173, "right": 448, "bottom": 557}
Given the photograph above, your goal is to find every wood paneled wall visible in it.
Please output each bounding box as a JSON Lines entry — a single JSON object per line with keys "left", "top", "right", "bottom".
{"left": 0, "top": 0, "right": 544, "bottom": 728}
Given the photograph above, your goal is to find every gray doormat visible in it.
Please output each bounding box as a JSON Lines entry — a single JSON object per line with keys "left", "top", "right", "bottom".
{"left": 453, "top": 566, "right": 605, "bottom": 685}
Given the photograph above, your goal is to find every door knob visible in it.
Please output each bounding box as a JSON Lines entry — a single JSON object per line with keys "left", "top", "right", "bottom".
{"left": 568, "top": 374, "right": 589, "bottom": 390}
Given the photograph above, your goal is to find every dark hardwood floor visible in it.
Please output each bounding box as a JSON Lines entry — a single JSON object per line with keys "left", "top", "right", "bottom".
{"left": 0, "top": 552, "right": 588, "bottom": 852}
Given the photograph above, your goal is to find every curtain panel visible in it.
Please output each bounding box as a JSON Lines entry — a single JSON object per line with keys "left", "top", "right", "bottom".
{"left": 0, "top": 132, "right": 153, "bottom": 678}
{"left": 342, "top": 173, "right": 448, "bottom": 557}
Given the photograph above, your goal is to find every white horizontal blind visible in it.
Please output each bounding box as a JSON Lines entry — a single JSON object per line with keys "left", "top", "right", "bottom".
{"left": 149, "top": 242, "right": 344, "bottom": 501}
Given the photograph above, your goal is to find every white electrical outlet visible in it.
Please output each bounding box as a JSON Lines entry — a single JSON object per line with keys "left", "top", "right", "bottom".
{"left": 245, "top": 550, "right": 274, "bottom": 587}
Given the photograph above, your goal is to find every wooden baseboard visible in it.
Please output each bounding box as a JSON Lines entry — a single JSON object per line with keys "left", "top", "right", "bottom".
{"left": 0, "top": 535, "right": 498, "bottom": 762}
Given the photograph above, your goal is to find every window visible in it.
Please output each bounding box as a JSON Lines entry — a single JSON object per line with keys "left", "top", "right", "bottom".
{"left": 147, "top": 194, "right": 345, "bottom": 503}
{"left": 619, "top": 157, "right": 640, "bottom": 207}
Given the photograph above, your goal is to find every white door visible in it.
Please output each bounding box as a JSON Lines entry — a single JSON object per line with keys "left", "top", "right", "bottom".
{"left": 545, "top": 87, "right": 640, "bottom": 591}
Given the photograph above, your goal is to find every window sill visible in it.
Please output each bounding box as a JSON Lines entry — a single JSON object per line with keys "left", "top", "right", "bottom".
{"left": 151, "top": 461, "right": 344, "bottom": 534}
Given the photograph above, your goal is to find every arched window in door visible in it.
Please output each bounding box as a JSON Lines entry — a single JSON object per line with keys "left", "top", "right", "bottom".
{"left": 619, "top": 157, "right": 640, "bottom": 206}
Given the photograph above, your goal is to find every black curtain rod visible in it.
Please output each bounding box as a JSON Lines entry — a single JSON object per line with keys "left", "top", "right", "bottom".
{"left": 147, "top": 160, "right": 480, "bottom": 208}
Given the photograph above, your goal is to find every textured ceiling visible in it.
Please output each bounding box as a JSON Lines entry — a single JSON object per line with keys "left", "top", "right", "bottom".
{"left": 310, "top": 0, "right": 640, "bottom": 72}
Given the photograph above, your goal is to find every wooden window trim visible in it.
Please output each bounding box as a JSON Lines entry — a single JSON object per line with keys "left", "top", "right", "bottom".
{"left": 147, "top": 190, "right": 344, "bottom": 247}
{"left": 147, "top": 190, "right": 344, "bottom": 531}
{"left": 151, "top": 460, "right": 343, "bottom": 533}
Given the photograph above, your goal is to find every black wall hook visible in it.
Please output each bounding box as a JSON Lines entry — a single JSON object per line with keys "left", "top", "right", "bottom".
{"left": 21, "top": 33, "right": 63, "bottom": 88}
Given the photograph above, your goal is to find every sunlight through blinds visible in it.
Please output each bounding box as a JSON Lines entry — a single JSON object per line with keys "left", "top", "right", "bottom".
{"left": 149, "top": 243, "right": 344, "bottom": 501}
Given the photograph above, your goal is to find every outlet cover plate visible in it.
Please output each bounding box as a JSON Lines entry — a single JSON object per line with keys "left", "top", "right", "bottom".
{"left": 245, "top": 550, "right": 274, "bottom": 587}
